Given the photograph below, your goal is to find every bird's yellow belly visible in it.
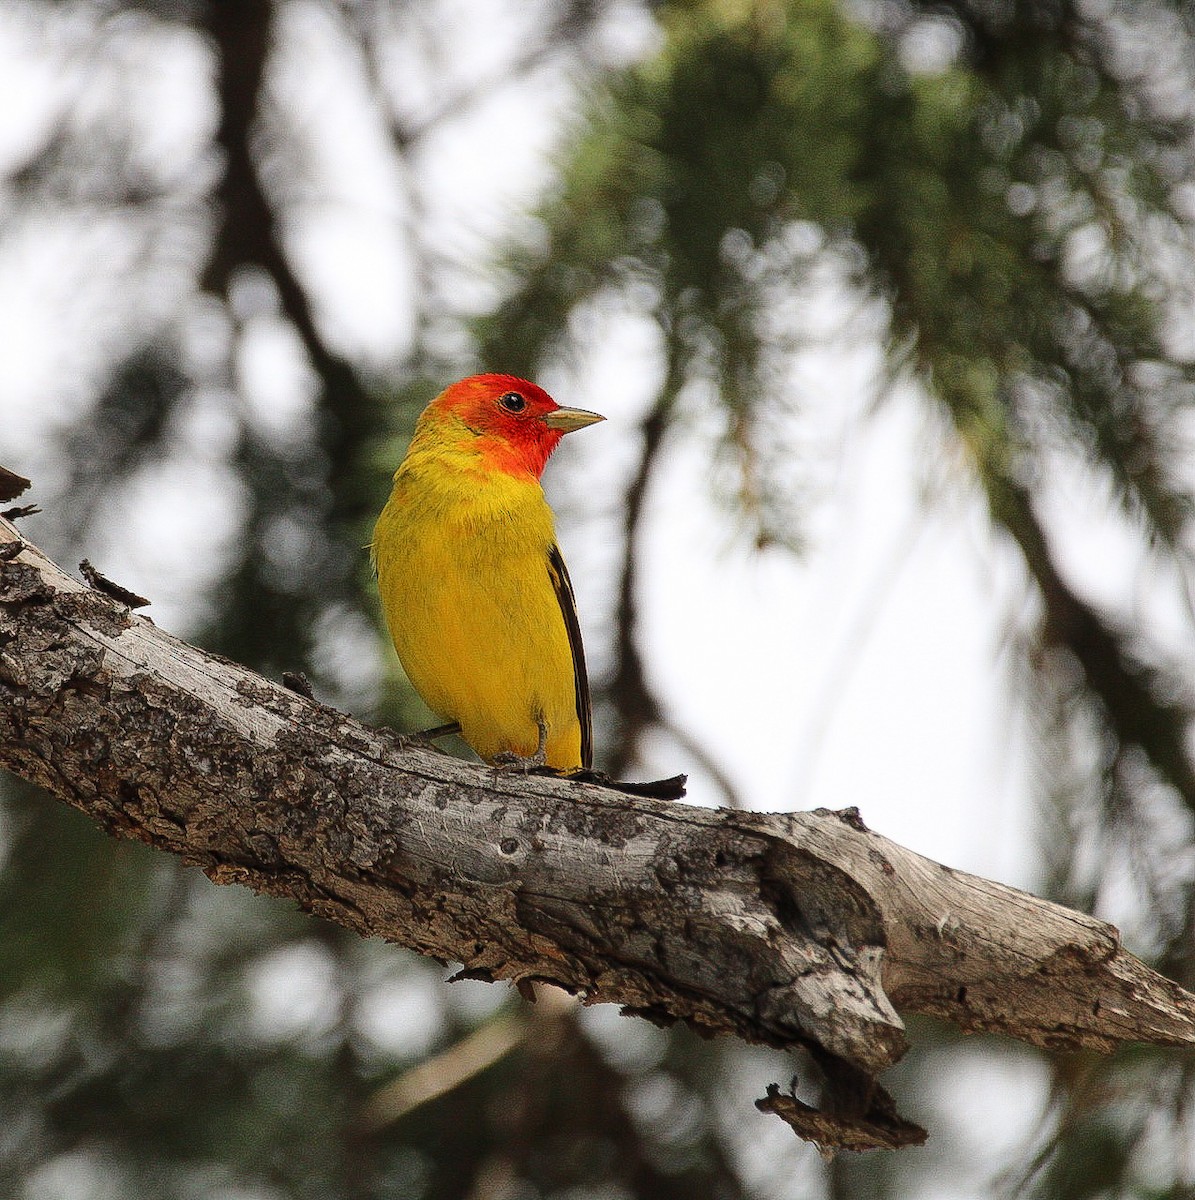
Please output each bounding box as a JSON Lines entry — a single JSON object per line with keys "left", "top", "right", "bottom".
{"left": 374, "top": 497, "right": 582, "bottom": 768}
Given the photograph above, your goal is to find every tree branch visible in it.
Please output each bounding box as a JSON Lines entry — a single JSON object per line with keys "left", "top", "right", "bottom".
{"left": 1, "top": 513, "right": 1193, "bottom": 1152}
{"left": 202, "top": 0, "right": 377, "bottom": 529}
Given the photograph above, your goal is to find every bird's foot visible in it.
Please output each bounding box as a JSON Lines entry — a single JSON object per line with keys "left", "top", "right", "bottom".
{"left": 399, "top": 721, "right": 462, "bottom": 756}
{"left": 414, "top": 721, "right": 462, "bottom": 743}
{"left": 491, "top": 721, "right": 548, "bottom": 772}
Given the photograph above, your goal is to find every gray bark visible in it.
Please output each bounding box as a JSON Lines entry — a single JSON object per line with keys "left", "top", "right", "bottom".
{"left": 1, "top": 513, "right": 1193, "bottom": 1152}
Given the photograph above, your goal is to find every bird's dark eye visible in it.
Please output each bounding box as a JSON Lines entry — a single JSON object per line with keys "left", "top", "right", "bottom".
{"left": 498, "top": 391, "right": 526, "bottom": 414}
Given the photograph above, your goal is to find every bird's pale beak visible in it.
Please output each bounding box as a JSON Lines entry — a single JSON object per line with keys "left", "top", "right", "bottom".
{"left": 541, "top": 406, "right": 606, "bottom": 433}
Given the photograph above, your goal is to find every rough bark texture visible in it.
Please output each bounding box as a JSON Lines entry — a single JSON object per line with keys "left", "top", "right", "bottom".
{"left": 2, "top": 514, "right": 1194, "bottom": 1152}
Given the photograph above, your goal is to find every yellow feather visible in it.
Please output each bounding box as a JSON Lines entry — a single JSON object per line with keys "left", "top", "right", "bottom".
{"left": 371, "top": 394, "right": 590, "bottom": 769}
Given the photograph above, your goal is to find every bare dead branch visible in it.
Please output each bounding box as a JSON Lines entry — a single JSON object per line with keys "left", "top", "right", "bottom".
{"left": 1, "top": 514, "right": 1194, "bottom": 1152}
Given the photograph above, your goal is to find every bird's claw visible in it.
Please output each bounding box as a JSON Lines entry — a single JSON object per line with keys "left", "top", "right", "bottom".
{"left": 491, "top": 720, "right": 548, "bottom": 772}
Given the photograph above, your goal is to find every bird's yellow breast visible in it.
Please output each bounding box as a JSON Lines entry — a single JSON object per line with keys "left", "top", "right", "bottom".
{"left": 371, "top": 450, "right": 584, "bottom": 768}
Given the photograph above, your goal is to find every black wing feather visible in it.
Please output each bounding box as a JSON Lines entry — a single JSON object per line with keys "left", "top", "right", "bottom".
{"left": 547, "top": 543, "right": 593, "bottom": 769}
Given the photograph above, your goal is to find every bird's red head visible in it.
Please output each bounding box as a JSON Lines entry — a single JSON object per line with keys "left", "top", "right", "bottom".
{"left": 425, "top": 373, "right": 604, "bottom": 479}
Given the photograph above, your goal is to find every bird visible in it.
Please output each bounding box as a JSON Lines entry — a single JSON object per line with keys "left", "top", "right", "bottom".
{"left": 371, "top": 373, "right": 604, "bottom": 771}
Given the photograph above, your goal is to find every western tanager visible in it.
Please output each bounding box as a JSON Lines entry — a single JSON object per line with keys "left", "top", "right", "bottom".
{"left": 371, "top": 374, "right": 604, "bottom": 770}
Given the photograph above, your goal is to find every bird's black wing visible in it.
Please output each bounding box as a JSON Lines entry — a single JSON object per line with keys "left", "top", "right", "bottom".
{"left": 547, "top": 543, "right": 593, "bottom": 769}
